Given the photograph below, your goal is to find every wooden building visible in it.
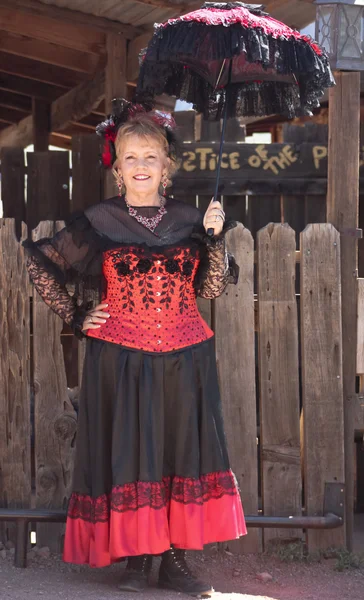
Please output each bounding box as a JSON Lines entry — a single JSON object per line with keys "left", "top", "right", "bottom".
{"left": 1, "top": 0, "right": 364, "bottom": 560}
{"left": 0, "top": 0, "right": 316, "bottom": 150}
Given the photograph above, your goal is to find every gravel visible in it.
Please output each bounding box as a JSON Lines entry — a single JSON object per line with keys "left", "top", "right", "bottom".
{"left": 0, "top": 547, "right": 363, "bottom": 600}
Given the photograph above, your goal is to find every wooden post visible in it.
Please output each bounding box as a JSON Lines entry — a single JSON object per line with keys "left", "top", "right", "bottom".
{"left": 27, "top": 151, "right": 70, "bottom": 230}
{"left": 215, "top": 224, "right": 260, "bottom": 553}
{"left": 104, "top": 32, "right": 127, "bottom": 200}
{"left": 32, "top": 98, "right": 50, "bottom": 151}
{"left": 32, "top": 221, "right": 77, "bottom": 552}
{"left": 327, "top": 71, "right": 361, "bottom": 551}
{"left": 301, "top": 224, "right": 345, "bottom": 551}
{"left": 0, "top": 219, "right": 31, "bottom": 543}
{"left": 257, "top": 223, "right": 302, "bottom": 548}
{"left": 0, "top": 148, "right": 26, "bottom": 237}
{"left": 71, "top": 134, "right": 104, "bottom": 212}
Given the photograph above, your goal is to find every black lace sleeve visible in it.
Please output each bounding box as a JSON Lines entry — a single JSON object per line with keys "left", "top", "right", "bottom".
{"left": 22, "top": 211, "right": 103, "bottom": 338}
{"left": 26, "top": 255, "right": 88, "bottom": 339}
{"left": 193, "top": 221, "right": 239, "bottom": 300}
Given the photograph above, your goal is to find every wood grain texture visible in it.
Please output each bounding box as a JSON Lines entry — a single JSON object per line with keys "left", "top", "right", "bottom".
{"left": 357, "top": 278, "right": 364, "bottom": 376}
{"left": 105, "top": 33, "right": 127, "bottom": 113}
{"left": 257, "top": 223, "right": 301, "bottom": 547}
{"left": 215, "top": 223, "right": 260, "bottom": 553}
{"left": 27, "top": 151, "right": 70, "bottom": 230}
{"left": 0, "top": 4, "right": 106, "bottom": 53}
{"left": 105, "top": 32, "right": 127, "bottom": 199}
{"left": 51, "top": 70, "right": 105, "bottom": 133}
{"left": 173, "top": 111, "right": 196, "bottom": 142}
{"left": 0, "top": 219, "right": 31, "bottom": 541}
{"left": 0, "top": 147, "right": 26, "bottom": 232}
{"left": 327, "top": 72, "right": 360, "bottom": 551}
{"left": 300, "top": 223, "right": 345, "bottom": 550}
{"left": 127, "top": 32, "right": 152, "bottom": 82}
{"left": 0, "top": 71, "right": 105, "bottom": 148}
{"left": 71, "top": 134, "right": 103, "bottom": 211}
{"left": 0, "top": 50, "right": 84, "bottom": 88}
{"left": 32, "top": 98, "right": 50, "bottom": 151}
{"left": 0, "top": 30, "right": 103, "bottom": 73}
{"left": 32, "top": 221, "right": 77, "bottom": 552}
{"left": 0, "top": 0, "right": 142, "bottom": 38}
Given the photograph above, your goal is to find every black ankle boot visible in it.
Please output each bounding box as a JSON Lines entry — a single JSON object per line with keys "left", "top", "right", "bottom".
{"left": 159, "top": 548, "right": 214, "bottom": 597}
{"left": 118, "top": 554, "right": 153, "bottom": 592}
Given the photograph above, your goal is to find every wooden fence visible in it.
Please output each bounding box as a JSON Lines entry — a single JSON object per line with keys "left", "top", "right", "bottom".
{"left": 0, "top": 217, "right": 349, "bottom": 554}
{"left": 0, "top": 112, "right": 332, "bottom": 245}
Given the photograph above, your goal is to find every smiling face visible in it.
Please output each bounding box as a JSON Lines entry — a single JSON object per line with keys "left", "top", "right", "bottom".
{"left": 116, "top": 134, "right": 169, "bottom": 199}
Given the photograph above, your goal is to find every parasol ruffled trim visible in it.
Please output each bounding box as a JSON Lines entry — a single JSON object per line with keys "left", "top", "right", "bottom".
{"left": 137, "top": 20, "right": 334, "bottom": 120}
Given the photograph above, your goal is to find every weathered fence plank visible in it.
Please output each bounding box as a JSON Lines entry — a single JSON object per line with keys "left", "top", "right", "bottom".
{"left": 71, "top": 134, "right": 103, "bottom": 212}
{"left": 173, "top": 111, "right": 198, "bottom": 208}
{"left": 32, "top": 221, "right": 77, "bottom": 552}
{"left": 27, "top": 151, "right": 70, "bottom": 230}
{"left": 357, "top": 278, "right": 364, "bottom": 384}
{"left": 0, "top": 148, "right": 26, "bottom": 231}
{"left": 257, "top": 223, "right": 301, "bottom": 547}
{"left": 301, "top": 224, "right": 345, "bottom": 550}
{"left": 215, "top": 223, "right": 260, "bottom": 552}
{"left": 0, "top": 219, "right": 31, "bottom": 542}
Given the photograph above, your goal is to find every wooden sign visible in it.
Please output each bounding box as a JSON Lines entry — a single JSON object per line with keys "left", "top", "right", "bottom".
{"left": 172, "top": 142, "right": 364, "bottom": 195}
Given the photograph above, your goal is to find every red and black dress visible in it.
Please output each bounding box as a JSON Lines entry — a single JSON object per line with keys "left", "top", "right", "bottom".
{"left": 24, "top": 196, "right": 246, "bottom": 568}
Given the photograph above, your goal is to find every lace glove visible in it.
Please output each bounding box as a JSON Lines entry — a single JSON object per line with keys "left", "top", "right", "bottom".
{"left": 193, "top": 222, "right": 239, "bottom": 300}
{"left": 26, "top": 255, "right": 88, "bottom": 340}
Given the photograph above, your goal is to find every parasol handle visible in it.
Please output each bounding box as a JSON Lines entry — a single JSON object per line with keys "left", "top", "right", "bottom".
{"left": 207, "top": 63, "right": 232, "bottom": 237}
{"left": 206, "top": 103, "right": 229, "bottom": 236}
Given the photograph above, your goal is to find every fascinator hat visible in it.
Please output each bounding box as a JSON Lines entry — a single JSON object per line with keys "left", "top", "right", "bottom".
{"left": 96, "top": 98, "right": 180, "bottom": 169}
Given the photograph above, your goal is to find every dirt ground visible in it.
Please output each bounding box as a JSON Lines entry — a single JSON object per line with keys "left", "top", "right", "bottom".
{"left": 1, "top": 548, "right": 364, "bottom": 600}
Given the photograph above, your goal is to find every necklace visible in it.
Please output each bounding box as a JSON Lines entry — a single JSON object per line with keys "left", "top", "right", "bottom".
{"left": 124, "top": 195, "right": 167, "bottom": 233}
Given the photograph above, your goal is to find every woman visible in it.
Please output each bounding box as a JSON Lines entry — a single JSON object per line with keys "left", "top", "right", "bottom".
{"left": 23, "top": 99, "right": 246, "bottom": 597}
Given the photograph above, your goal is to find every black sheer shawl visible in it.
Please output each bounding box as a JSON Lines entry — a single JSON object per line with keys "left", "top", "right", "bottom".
{"left": 23, "top": 196, "right": 238, "bottom": 338}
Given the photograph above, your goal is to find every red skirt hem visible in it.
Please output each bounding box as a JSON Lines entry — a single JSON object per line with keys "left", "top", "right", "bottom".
{"left": 63, "top": 471, "right": 247, "bottom": 568}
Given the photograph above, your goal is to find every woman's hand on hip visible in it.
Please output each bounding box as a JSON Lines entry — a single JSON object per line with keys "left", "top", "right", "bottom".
{"left": 81, "top": 303, "right": 110, "bottom": 332}
{"left": 203, "top": 198, "right": 225, "bottom": 236}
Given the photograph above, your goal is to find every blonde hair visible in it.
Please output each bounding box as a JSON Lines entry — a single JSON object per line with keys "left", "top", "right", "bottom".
{"left": 112, "top": 114, "right": 180, "bottom": 190}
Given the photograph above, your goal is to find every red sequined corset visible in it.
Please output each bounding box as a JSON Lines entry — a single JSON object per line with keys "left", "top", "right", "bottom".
{"left": 87, "top": 244, "right": 213, "bottom": 352}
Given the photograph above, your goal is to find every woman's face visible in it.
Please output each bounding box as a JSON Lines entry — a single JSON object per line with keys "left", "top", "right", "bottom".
{"left": 116, "top": 134, "right": 168, "bottom": 198}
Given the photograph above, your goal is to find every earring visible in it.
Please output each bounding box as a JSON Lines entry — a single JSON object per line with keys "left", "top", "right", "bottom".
{"left": 116, "top": 172, "right": 124, "bottom": 196}
{"left": 161, "top": 174, "right": 168, "bottom": 196}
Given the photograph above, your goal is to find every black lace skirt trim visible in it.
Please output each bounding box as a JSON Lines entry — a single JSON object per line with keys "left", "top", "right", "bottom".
{"left": 67, "top": 471, "right": 239, "bottom": 523}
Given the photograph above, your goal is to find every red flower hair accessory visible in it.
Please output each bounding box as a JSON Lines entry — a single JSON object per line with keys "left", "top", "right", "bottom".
{"left": 96, "top": 98, "right": 177, "bottom": 169}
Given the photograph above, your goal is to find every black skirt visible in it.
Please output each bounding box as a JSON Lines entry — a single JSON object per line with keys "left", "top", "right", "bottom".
{"left": 63, "top": 337, "right": 246, "bottom": 567}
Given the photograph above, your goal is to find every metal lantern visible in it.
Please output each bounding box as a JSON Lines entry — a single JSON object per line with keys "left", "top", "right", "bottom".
{"left": 315, "top": 0, "right": 364, "bottom": 70}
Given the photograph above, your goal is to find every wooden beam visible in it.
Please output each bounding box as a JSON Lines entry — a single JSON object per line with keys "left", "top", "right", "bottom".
{"left": 105, "top": 33, "right": 127, "bottom": 198}
{"left": 32, "top": 98, "right": 50, "bottom": 151}
{"left": 132, "top": 0, "right": 196, "bottom": 11}
{"left": 51, "top": 70, "right": 105, "bottom": 132}
{"left": 0, "top": 115, "right": 33, "bottom": 147}
{"left": 0, "top": 71, "right": 105, "bottom": 148}
{"left": 0, "top": 5, "right": 104, "bottom": 54}
{"left": 77, "top": 113, "right": 102, "bottom": 129}
{"left": 105, "top": 33, "right": 127, "bottom": 113}
{"left": 49, "top": 133, "right": 71, "bottom": 150}
{"left": 0, "top": 90, "right": 31, "bottom": 112}
{"left": 0, "top": 106, "right": 29, "bottom": 124}
{"left": 0, "top": 52, "right": 83, "bottom": 89}
{"left": 327, "top": 71, "right": 361, "bottom": 552}
{"left": 0, "top": 30, "right": 104, "bottom": 74}
{"left": 0, "top": 1, "right": 142, "bottom": 40}
{"left": 0, "top": 147, "right": 26, "bottom": 224}
{"left": 127, "top": 33, "right": 152, "bottom": 82}
{"left": 0, "top": 72, "right": 65, "bottom": 101}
